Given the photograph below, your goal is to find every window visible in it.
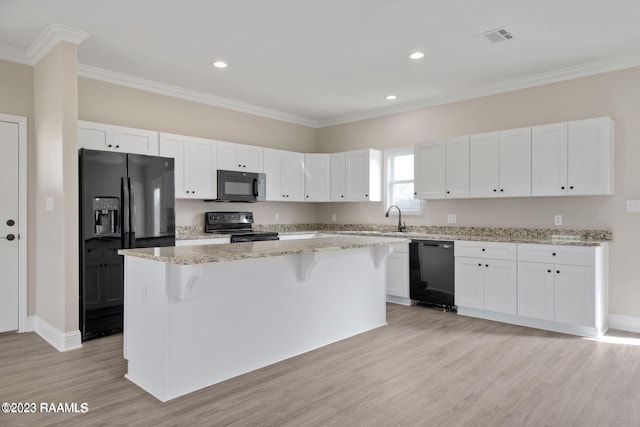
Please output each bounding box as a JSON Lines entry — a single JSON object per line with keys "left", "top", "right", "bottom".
{"left": 384, "top": 147, "right": 423, "bottom": 215}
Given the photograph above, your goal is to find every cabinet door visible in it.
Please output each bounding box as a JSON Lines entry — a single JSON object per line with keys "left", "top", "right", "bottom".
{"left": 454, "top": 257, "right": 484, "bottom": 309}
{"left": 263, "top": 148, "right": 284, "bottom": 201}
{"left": 345, "top": 150, "right": 369, "bottom": 201}
{"left": 568, "top": 117, "right": 614, "bottom": 196}
{"left": 283, "top": 151, "right": 305, "bottom": 201}
{"left": 330, "top": 152, "right": 347, "bottom": 201}
{"left": 532, "top": 123, "right": 568, "bottom": 196}
{"left": 517, "top": 261, "right": 555, "bottom": 321}
{"left": 188, "top": 137, "right": 216, "bottom": 199}
{"left": 499, "top": 127, "right": 531, "bottom": 197}
{"left": 241, "top": 145, "right": 264, "bottom": 173}
{"left": 469, "top": 132, "right": 500, "bottom": 198}
{"left": 414, "top": 140, "right": 446, "bottom": 199}
{"left": 216, "top": 141, "right": 242, "bottom": 171}
{"left": 554, "top": 264, "right": 595, "bottom": 326}
{"left": 386, "top": 246, "right": 409, "bottom": 298}
{"left": 159, "top": 133, "right": 189, "bottom": 198}
{"left": 305, "top": 154, "right": 331, "bottom": 201}
{"left": 446, "top": 136, "right": 470, "bottom": 198}
{"left": 78, "top": 121, "right": 114, "bottom": 151}
{"left": 113, "top": 126, "right": 159, "bottom": 155}
{"left": 483, "top": 259, "right": 517, "bottom": 315}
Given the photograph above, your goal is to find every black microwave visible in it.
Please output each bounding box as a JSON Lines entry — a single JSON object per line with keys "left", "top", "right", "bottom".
{"left": 211, "top": 170, "right": 266, "bottom": 202}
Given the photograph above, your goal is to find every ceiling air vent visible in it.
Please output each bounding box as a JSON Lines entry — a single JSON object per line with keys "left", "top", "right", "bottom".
{"left": 476, "top": 27, "right": 514, "bottom": 45}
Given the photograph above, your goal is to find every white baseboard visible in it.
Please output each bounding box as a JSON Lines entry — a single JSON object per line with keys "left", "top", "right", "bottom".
{"left": 30, "top": 315, "right": 82, "bottom": 352}
{"left": 25, "top": 315, "right": 36, "bottom": 332}
{"left": 609, "top": 314, "right": 640, "bottom": 334}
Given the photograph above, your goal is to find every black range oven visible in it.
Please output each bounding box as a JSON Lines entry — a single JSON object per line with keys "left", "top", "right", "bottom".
{"left": 205, "top": 211, "right": 278, "bottom": 242}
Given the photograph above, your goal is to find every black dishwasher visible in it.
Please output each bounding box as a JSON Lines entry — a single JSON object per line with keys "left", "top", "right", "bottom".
{"left": 409, "top": 240, "right": 456, "bottom": 311}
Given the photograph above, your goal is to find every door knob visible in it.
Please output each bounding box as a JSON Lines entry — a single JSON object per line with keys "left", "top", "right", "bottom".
{"left": 6, "top": 234, "right": 16, "bottom": 241}
{"left": 6, "top": 219, "right": 15, "bottom": 226}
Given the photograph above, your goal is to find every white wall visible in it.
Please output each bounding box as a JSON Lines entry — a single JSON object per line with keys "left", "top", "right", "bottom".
{"left": 316, "top": 66, "right": 640, "bottom": 319}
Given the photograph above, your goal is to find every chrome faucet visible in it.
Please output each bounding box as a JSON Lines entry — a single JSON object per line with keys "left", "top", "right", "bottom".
{"left": 385, "top": 205, "right": 406, "bottom": 232}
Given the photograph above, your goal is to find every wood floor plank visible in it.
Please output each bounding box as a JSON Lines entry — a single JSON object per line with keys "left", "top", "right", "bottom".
{"left": 1, "top": 304, "right": 639, "bottom": 426}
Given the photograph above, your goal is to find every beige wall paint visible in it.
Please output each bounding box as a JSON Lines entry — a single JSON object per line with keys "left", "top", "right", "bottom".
{"left": 0, "top": 60, "right": 36, "bottom": 316}
{"left": 33, "top": 42, "right": 79, "bottom": 333}
{"left": 78, "top": 78, "right": 318, "bottom": 226}
{"left": 317, "top": 66, "right": 640, "bottom": 318}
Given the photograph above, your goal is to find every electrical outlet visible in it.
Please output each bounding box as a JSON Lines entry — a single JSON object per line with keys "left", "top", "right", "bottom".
{"left": 447, "top": 214, "right": 457, "bottom": 224}
{"left": 46, "top": 197, "right": 54, "bottom": 211}
{"left": 331, "top": 213, "right": 337, "bottom": 222}
{"left": 554, "top": 215, "right": 563, "bottom": 226}
{"left": 275, "top": 213, "right": 280, "bottom": 222}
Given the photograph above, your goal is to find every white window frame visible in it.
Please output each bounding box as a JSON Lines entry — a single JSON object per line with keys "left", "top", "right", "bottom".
{"left": 383, "top": 146, "right": 423, "bottom": 216}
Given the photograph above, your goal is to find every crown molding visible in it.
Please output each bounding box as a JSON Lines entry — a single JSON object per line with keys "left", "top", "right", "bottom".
{"left": 0, "top": 44, "right": 31, "bottom": 65}
{"left": 317, "top": 52, "right": 640, "bottom": 127}
{"left": 77, "top": 64, "right": 319, "bottom": 128}
{"left": 27, "top": 24, "right": 89, "bottom": 65}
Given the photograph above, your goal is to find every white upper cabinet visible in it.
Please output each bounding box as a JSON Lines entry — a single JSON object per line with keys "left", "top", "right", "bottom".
{"left": 445, "top": 136, "right": 470, "bottom": 199}
{"left": 79, "top": 121, "right": 159, "bottom": 156}
{"left": 304, "top": 154, "right": 331, "bottom": 202}
{"left": 345, "top": 149, "right": 382, "bottom": 201}
{"left": 532, "top": 117, "right": 613, "bottom": 196}
{"left": 414, "top": 140, "right": 446, "bottom": 199}
{"left": 531, "top": 122, "right": 569, "bottom": 196}
{"left": 469, "top": 132, "right": 500, "bottom": 198}
{"left": 159, "top": 133, "right": 217, "bottom": 199}
{"left": 567, "top": 117, "right": 614, "bottom": 196}
{"left": 264, "top": 148, "right": 305, "bottom": 201}
{"left": 499, "top": 127, "right": 532, "bottom": 197}
{"left": 330, "top": 150, "right": 382, "bottom": 202}
{"left": 469, "top": 128, "right": 532, "bottom": 198}
{"left": 330, "top": 152, "right": 347, "bottom": 201}
{"left": 216, "top": 141, "right": 264, "bottom": 173}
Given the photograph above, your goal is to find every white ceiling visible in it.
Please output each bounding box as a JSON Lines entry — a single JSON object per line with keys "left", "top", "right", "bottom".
{"left": 1, "top": 0, "right": 640, "bottom": 127}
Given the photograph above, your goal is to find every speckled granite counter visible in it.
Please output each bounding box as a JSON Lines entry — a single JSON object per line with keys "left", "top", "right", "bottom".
{"left": 120, "top": 235, "right": 410, "bottom": 265}
{"left": 176, "top": 225, "right": 611, "bottom": 247}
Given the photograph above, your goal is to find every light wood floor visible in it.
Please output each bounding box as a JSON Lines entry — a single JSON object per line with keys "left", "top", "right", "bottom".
{"left": 1, "top": 304, "right": 639, "bottom": 426}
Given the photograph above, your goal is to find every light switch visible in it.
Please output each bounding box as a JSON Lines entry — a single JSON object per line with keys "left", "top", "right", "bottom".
{"left": 626, "top": 200, "right": 640, "bottom": 213}
{"left": 46, "top": 197, "right": 54, "bottom": 211}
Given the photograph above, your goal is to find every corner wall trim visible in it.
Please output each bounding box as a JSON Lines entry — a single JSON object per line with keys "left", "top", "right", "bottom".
{"left": 609, "top": 314, "right": 640, "bottom": 334}
{"left": 31, "top": 316, "right": 82, "bottom": 352}
{"left": 27, "top": 24, "right": 89, "bottom": 65}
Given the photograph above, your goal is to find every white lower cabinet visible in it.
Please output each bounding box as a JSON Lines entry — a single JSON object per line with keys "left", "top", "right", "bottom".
{"left": 456, "top": 241, "right": 608, "bottom": 337}
{"left": 454, "top": 242, "right": 517, "bottom": 315}
{"left": 386, "top": 243, "right": 410, "bottom": 305}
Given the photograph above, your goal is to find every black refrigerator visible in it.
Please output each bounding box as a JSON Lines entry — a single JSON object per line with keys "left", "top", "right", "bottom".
{"left": 79, "top": 148, "right": 175, "bottom": 340}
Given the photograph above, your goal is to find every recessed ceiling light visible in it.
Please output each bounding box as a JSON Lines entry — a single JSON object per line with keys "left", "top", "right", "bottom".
{"left": 386, "top": 95, "right": 397, "bottom": 101}
{"left": 409, "top": 51, "right": 424, "bottom": 60}
{"left": 212, "top": 60, "right": 228, "bottom": 68}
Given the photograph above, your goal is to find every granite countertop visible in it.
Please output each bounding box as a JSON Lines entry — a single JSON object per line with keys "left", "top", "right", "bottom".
{"left": 119, "top": 235, "right": 410, "bottom": 265}
{"left": 176, "top": 226, "right": 611, "bottom": 247}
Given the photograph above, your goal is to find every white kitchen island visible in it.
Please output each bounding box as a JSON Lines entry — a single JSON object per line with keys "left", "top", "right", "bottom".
{"left": 119, "top": 235, "right": 409, "bottom": 402}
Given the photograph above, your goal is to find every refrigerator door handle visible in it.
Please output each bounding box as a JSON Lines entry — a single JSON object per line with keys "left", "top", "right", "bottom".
{"left": 122, "top": 177, "right": 130, "bottom": 247}
{"left": 129, "top": 178, "right": 136, "bottom": 238}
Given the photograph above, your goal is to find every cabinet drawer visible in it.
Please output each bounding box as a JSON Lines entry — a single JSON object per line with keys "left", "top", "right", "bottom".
{"left": 517, "top": 244, "right": 595, "bottom": 267}
{"left": 454, "top": 241, "right": 517, "bottom": 260}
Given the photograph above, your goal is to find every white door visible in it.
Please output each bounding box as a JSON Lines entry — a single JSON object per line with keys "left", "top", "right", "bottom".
{"left": 330, "top": 152, "right": 347, "bottom": 201}
{"left": 240, "top": 145, "right": 264, "bottom": 173}
{"left": 159, "top": 133, "right": 189, "bottom": 197}
{"left": 454, "top": 257, "right": 484, "bottom": 309}
{"left": 531, "top": 123, "right": 568, "bottom": 196}
{"left": 499, "top": 127, "right": 532, "bottom": 197}
{"left": 283, "top": 151, "right": 305, "bottom": 201}
{"left": 554, "top": 264, "right": 595, "bottom": 326}
{"left": 567, "top": 117, "right": 614, "bottom": 196}
{"left": 0, "top": 120, "right": 19, "bottom": 333}
{"left": 483, "top": 259, "right": 517, "bottom": 315}
{"left": 469, "top": 132, "right": 499, "bottom": 198}
{"left": 305, "top": 154, "right": 331, "bottom": 201}
{"left": 445, "top": 136, "right": 469, "bottom": 198}
{"left": 517, "top": 261, "right": 555, "bottom": 321}
{"left": 345, "top": 150, "right": 369, "bottom": 201}
{"left": 263, "top": 148, "right": 284, "bottom": 201}
{"left": 188, "top": 137, "right": 217, "bottom": 199}
{"left": 414, "top": 140, "right": 446, "bottom": 199}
